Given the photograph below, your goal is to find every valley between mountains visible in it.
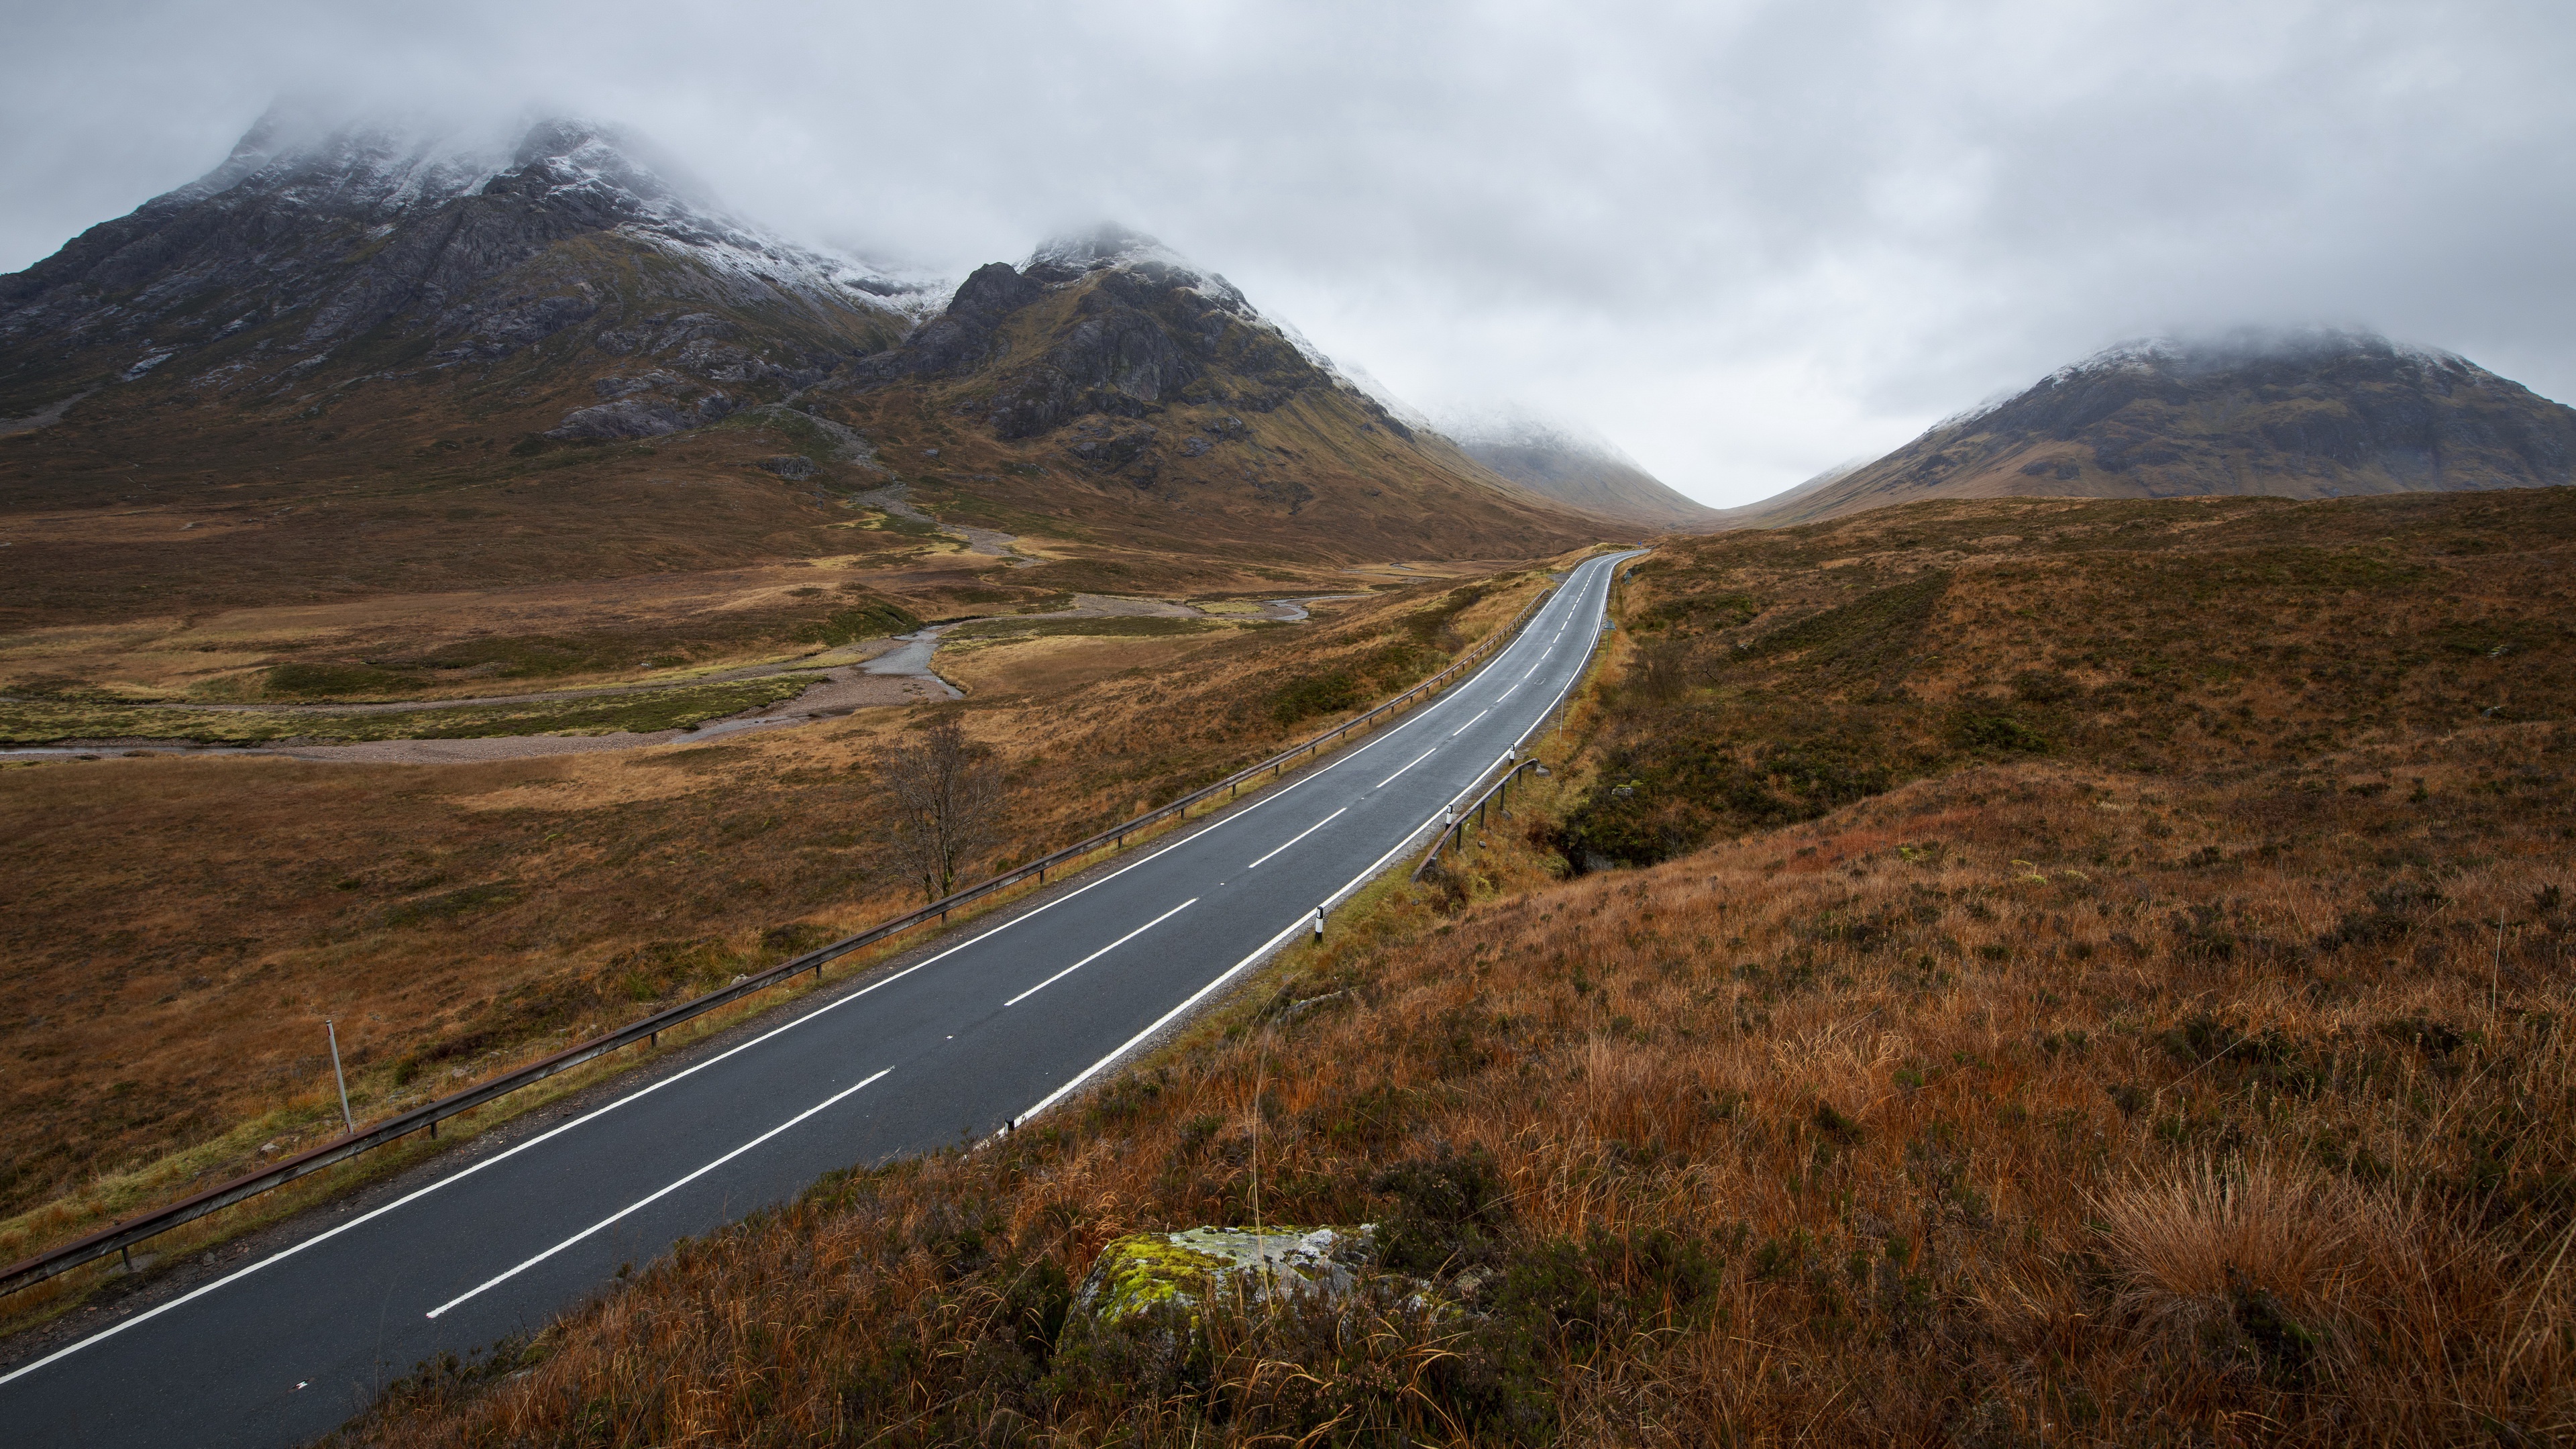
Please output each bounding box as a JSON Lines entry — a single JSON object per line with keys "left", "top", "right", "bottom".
{"left": 1, "top": 105, "right": 2573, "bottom": 1449}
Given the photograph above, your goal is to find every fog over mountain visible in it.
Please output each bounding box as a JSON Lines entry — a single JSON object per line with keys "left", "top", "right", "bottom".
{"left": 1434, "top": 407, "right": 1717, "bottom": 531}
{"left": 5, "top": 2, "right": 2575, "bottom": 506}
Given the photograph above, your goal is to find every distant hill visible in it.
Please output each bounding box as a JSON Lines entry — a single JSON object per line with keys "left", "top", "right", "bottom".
{"left": 1723, "top": 331, "right": 2576, "bottom": 527}
{"left": 1436, "top": 410, "right": 1717, "bottom": 531}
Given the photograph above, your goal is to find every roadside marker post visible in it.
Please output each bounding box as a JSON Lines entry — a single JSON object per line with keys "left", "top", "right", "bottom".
{"left": 326, "top": 1020, "right": 355, "bottom": 1138}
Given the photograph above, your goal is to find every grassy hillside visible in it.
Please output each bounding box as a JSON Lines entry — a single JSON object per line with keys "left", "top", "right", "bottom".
{"left": 315, "top": 489, "right": 2570, "bottom": 1446}
{"left": 1562, "top": 488, "right": 2576, "bottom": 868}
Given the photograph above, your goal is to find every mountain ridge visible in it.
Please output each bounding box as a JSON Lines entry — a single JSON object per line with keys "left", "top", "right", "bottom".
{"left": 1722, "top": 329, "right": 2576, "bottom": 528}
{"left": 0, "top": 123, "right": 1601, "bottom": 634}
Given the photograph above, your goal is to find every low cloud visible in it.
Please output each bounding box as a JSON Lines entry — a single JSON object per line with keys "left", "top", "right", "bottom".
{"left": 5, "top": 1, "right": 2569, "bottom": 505}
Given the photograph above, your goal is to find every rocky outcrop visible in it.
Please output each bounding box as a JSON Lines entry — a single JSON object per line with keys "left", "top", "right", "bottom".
{"left": 545, "top": 385, "right": 732, "bottom": 440}
{"left": 1065, "top": 422, "right": 1161, "bottom": 476}
{"left": 862, "top": 262, "right": 1044, "bottom": 382}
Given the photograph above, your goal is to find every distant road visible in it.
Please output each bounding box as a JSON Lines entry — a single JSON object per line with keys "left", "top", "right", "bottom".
{"left": 0, "top": 550, "right": 1642, "bottom": 1449}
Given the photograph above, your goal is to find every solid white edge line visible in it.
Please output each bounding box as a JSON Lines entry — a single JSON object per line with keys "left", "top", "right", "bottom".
{"left": 1375, "top": 747, "right": 1437, "bottom": 788}
{"left": 1450, "top": 708, "right": 1489, "bottom": 737}
{"left": 425, "top": 1069, "right": 890, "bottom": 1318}
{"left": 1245, "top": 806, "right": 1346, "bottom": 871}
{"left": 0, "top": 555, "right": 1631, "bottom": 1389}
{"left": 1005, "top": 746, "right": 1524, "bottom": 1135}
{"left": 0, "top": 944, "right": 958, "bottom": 1386}
{"left": 1005, "top": 914, "right": 1311, "bottom": 1131}
{"left": 1004, "top": 553, "right": 1643, "bottom": 1134}
{"left": 1002, "top": 898, "right": 1197, "bottom": 1007}
{"left": 1, "top": 784, "right": 1253, "bottom": 1385}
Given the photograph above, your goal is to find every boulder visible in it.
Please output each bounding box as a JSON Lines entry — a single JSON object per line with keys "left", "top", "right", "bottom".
{"left": 1070, "top": 1225, "right": 1375, "bottom": 1336}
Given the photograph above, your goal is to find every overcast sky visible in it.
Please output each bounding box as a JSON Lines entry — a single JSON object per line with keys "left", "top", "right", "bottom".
{"left": 5, "top": 1, "right": 2571, "bottom": 506}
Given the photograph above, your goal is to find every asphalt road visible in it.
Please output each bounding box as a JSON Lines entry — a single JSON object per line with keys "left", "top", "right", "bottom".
{"left": 0, "top": 549, "right": 1640, "bottom": 1448}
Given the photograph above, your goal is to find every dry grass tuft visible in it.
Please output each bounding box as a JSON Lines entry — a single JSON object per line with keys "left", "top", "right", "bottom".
{"left": 2092, "top": 1154, "right": 2361, "bottom": 1338}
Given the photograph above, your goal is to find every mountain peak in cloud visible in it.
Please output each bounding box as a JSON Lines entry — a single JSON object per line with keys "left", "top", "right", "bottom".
{"left": 1025, "top": 223, "right": 1182, "bottom": 274}
{"left": 1430, "top": 402, "right": 1713, "bottom": 529}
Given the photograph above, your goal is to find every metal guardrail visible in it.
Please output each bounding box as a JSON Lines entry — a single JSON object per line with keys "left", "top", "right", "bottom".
{"left": 1409, "top": 545, "right": 1646, "bottom": 883}
{"left": 0, "top": 580, "right": 1561, "bottom": 1299}
{"left": 1411, "top": 757, "right": 1547, "bottom": 881}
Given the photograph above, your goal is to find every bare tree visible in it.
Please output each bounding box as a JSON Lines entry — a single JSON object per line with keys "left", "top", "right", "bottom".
{"left": 876, "top": 714, "right": 1004, "bottom": 901}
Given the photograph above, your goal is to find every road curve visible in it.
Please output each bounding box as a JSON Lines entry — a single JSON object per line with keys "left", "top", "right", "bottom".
{"left": 0, "top": 551, "right": 1642, "bottom": 1449}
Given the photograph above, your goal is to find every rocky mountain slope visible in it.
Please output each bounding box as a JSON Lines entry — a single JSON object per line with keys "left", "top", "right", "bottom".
{"left": 0, "top": 105, "right": 931, "bottom": 429}
{"left": 800, "top": 225, "right": 1591, "bottom": 564}
{"left": 1727, "top": 331, "right": 2576, "bottom": 527}
{"left": 0, "top": 119, "right": 1598, "bottom": 629}
{"left": 1438, "top": 408, "right": 1717, "bottom": 531}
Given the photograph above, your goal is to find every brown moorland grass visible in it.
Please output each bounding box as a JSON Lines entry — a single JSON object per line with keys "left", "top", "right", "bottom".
{"left": 308, "top": 491, "right": 2574, "bottom": 1446}
{"left": 324, "top": 727, "right": 2576, "bottom": 1446}
{"left": 1561, "top": 487, "right": 2576, "bottom": 869}
{"left": 0, "top": 568, "right": 1557, "bottom": 1279}
{"left": 2, "top": 530, "right": 1045, "bottom": 706}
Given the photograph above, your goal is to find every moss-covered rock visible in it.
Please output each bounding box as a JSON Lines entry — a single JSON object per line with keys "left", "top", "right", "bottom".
{"left": 1070, "top": 1225, "right": 1375, "bottom": 1337}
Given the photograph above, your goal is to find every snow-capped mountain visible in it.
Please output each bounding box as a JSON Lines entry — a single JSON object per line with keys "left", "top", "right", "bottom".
{"left": 0, "top": 105, "right": 941, "bottom": 427}
{"left": 0, "top": 137, "right": 1600, "bottom": 578}
{"left": 1724, "top": 329, "right": 2576, "bottom": 528}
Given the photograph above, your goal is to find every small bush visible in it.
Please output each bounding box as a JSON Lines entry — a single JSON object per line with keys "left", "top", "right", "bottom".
{"left": 1267, "top": 671, "right": 1361, "bottom": 727}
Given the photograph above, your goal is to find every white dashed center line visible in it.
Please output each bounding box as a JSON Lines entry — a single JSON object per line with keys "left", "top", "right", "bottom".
{"left": 1006, "top": 897, "right": 1199, "bottom": 1006}
{"left": 1246, "top": 807, "right": 1346, "bottom": 870}
{"left": 426, "top": 1068, "right": 892, "bottom": 1319}
{"left": 1376, "top": 747, "right": 1437, "bottom": 788}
